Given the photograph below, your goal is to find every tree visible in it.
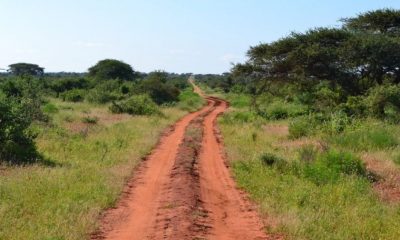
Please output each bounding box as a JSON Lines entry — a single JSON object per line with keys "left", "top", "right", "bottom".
{"left": 8, "top": 63, "right": 44, "bottom": 76}
{"left": 342, "top": 9, "right": 400, "bottom": 35}
{"left": 88, "top": 59, "right": 136, "bottom": 81}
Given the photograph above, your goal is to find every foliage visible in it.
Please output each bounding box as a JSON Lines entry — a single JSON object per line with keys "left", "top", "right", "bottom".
{"left": 88, "top": 59, "right": 137, "bottom": 81}
{"left": 109, "top": 95, "right": 160, "bottom": 116}
{"left": 60, "top": 89, "right": 86, "bottom": 102}
{"left": 365, "top": 84, "right": 400, "bottom": 122}
{"left": 177, "top": 88, "right": 204, "bottom": 112}
{"left": 8, "top": 63, "right": 44, "bottom": 76}
{"left": 0, "top": 93, "right": 38, "bottom": 163}
{"left": 330, "top": 123, "right": 399, "bottom": 151}
{"left": 140, "top": 71, "right": 180, "bottom": 104}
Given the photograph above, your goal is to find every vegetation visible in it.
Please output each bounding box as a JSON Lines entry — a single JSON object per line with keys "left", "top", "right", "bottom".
{"left": 196, "top": 8, "right": 400, "bottom": 239}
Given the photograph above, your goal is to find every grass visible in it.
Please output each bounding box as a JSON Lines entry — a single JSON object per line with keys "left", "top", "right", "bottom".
{"left": 329, "top": 121, "right": 399, "bottom": 151}
{"left": 219, "top": 113, "right": 400, "bottom": 239}
{"left": 177, "top": 88, "right": 205, "bottom": 112}
{"left": 0, "top": 99, "right": 188, "bottom": 240}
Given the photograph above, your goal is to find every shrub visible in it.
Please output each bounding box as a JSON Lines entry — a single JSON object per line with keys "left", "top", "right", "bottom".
{"left": 365, "top": 84, "right": 400, "bottom": 123}
{"left": 303, "top": 150, "right": 367, "bottom": 185}
{"left": 260, "top": 152, "right": 287, "bottom": 171}
{"left": 227, "top": 94, "right": 251, "bottom": 108}
{"left": 42, "top": 103, "right": 59, "bottom": 114}
{"left": 178, "top": 88, "right": 204, "bottom": 112}
{"left": 339, "top": 96, "right": 367, "bottom": 117}
{"left": 298, "top": 145, "right": 318, "bottom": 163}
{"left": 0, "top": 93, "right": 38, "bottom": 163}
{"left": 289, "top": 115, "right": 317, "bottom": 139}
{"left": 61, "top": 89, "right": 85, "bottom": 102}
{"left": 86, "top": 88, "right": 120, "bottom": 104}
{"left": 221, "top": 111, "right": 258, "bottom": 124}
{"left": 259, "top": 100, "right": 308, "bottom": 120}
{"left": 109, "top": 95, "right": 160, "bottom": 116}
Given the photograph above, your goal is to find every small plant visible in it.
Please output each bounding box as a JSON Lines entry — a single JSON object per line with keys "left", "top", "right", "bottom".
{"left": 289, "top": 116, "right": 312, "bottom": 139}
{"left": 298, "top": 145, "right": 318, "bottom": 163}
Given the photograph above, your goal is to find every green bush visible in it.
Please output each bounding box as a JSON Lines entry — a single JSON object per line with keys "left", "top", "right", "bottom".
{"left": 86, "top": 89, "right": 120, "bottom": 104}
{"left": 227, "top": 94, "right": 251, "bottom": 108}
{"left": 304, "top": 150, "right": 366, "bottom": 185}
{"left": 42, "top": 103, "right": 59, "bottom": 114}
{"left": 221, "top": 111, "right": 258, "bottom": 124}
{"left": 260, "top": 152, "right": 288, "bottom": 171}
{"left": 178, "top": 88, "right": 204, "bottom": 112}
{"left": 289, "top": 115, "right": 317, "bottom": 139}
{"left": 365, "top": 84, "right": 400, "bottom": 123}
{"left": 109, "top": 95, "right": 160, "bottom": 116}
{"left": 60, "top": 89, "right": 85, "bottom": 102}
{"left": 0, "top": 93, "right": 38, "bottom": 164}
{"left": 259, "top": 100, "right": 308, "bottom": 120}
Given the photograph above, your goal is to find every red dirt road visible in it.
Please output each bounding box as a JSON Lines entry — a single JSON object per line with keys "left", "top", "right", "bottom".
{"left": 93, "top": 87, "right": 270, "bottom": 239}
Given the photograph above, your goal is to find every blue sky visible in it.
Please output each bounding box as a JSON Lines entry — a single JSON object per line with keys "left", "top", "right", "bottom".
{"left": 1, "top": 1, "right": 400, "bottom": 74}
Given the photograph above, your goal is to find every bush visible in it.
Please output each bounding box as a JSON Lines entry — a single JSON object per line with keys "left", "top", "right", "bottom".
{"left": 289, "top": 115, "right": 317, "bottom": 139}
{"left": 260, "top": 152, "right": 288, "bottom": 171}
{"left": 259, "top": 100, "right": 308, "bottom": 120}
{"left": 86, "top": 89, "right": 119, "bottom": 104}
{"left": 42, "top": 103, "right": 59, "bottom": 114}
{"left": 221, "top": 111, "right": 258, "bottom": 124}
{"left": 365, "top": 84, "right": 400, "bottom": 123}
{"left": 177, "top": 88, "right": 204, "bottom": 112}
{"left": 303, "top": 150, "right": 367, "bottom": 185}
{"left": 0, "top": 93, "right": 38, "bottom": 163}
{"left": 109, "top": 95, "right": 160, "bottom": 116}
{"left": 61, "top": 89, "right": 85, "bottom": 102}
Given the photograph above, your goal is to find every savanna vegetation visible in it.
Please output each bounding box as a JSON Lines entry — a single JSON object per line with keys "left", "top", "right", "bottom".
{"left": 197, "top": 9, "right": 400, "bottom": 239}
{"left": 0, "top": 59, "right": 204, "bottom": 239}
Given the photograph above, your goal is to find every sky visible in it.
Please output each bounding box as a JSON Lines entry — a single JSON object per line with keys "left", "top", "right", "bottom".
{"left": 1, "top": 1, "right": 400, "bottom": 74}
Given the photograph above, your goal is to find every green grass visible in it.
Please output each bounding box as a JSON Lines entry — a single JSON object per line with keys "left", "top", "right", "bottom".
{"left": 220, "top": 115, "right": 400, "bottom": 239}
{"left": 0, "top": 100, "right": 188, "bottom": 240}
{"left": 177, "top": 88, "right": 205, "bottom": 112}
{"left": 329, "top": 121, "right": 399, "bottom": 151}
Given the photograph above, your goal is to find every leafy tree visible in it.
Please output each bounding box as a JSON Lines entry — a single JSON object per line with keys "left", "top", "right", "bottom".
{"left": 88, "top": 59, "right": 136, "bottom": 81}
{"left": 342, "top": 9, "right": 400, "bottom": 35}
{"left": 8, "top": 63, "right": 44, "bottom": 76}
{"left": 140, "top": 71, "right": 180, "bottom": 104}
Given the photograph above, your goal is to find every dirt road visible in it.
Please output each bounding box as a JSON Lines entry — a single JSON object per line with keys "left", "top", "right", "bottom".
{"left": 92, "top": 85, "right": 270, "bottom": 239}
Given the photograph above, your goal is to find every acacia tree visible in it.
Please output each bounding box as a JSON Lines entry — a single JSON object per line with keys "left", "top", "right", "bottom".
{"left": 342, "top": 8, "right": 400, "bottom": 35}
{"left": 88, "top": 59, "right": 137, "bottom": 81}
{"left": 8, "top": 63, "right": 44, "bottom": 76}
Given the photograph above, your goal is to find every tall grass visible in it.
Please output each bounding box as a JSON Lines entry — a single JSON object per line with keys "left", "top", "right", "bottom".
{"left": 0, "top": 101, "right": 187, "bottom": 240}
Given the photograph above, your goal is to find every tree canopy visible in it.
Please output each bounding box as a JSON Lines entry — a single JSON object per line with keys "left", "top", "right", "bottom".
{"left": 233, "top": 9, "right": 400, "bottom": 98}
{"left": 88, "top": 59, "right": 136, "bottom": 81}
{"left": 8, "top": 63, "right": 44, "bottom": 76}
